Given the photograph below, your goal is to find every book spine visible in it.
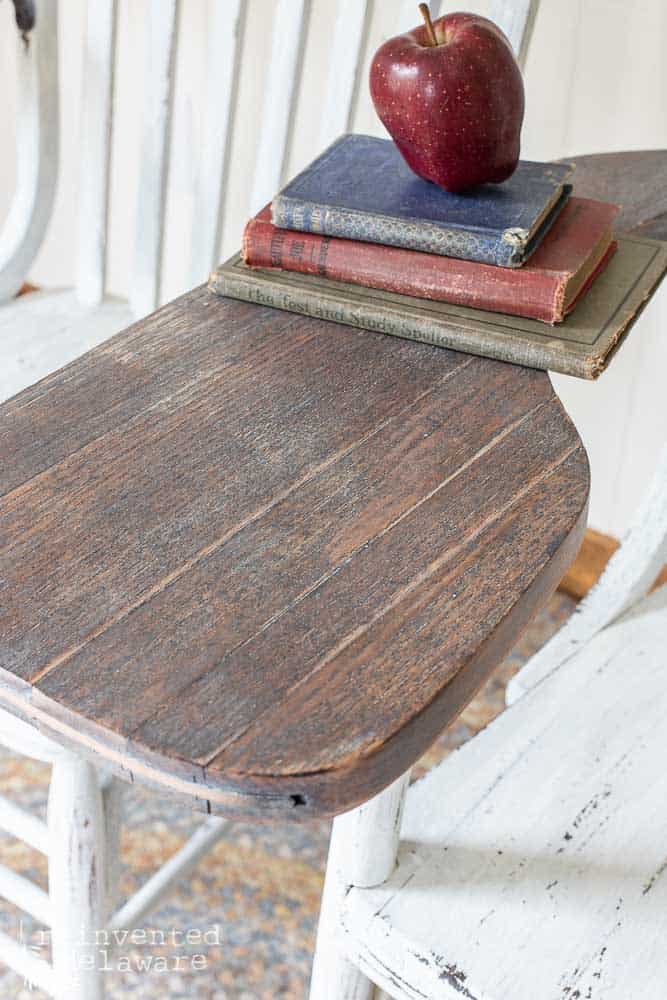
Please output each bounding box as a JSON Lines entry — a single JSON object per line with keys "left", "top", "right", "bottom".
{"left": 209, "top": 267, "right": 591, "bottom": 379}
{"left": 272, "top": 196, "right": 524, "bottom": 268}
{"left": 243, "top": 217, "right": 561, "bottom": 323}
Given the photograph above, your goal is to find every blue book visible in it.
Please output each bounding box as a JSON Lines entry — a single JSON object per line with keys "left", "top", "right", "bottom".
{"left": 272, "top": 135, "right": 573, "bottom": 268}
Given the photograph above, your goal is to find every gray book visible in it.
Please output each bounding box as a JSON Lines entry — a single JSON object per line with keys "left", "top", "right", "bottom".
{"left": 208, "top": 236, "right": 666, "bottom": 380}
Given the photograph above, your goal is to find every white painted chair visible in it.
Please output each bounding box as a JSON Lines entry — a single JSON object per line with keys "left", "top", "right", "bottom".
{"left": 0, "top": 0, "right": 537, "bottom": 398}
{"left": 309, "top": 446, "right": 667, "bottom": 999}
{"left": 0, "top": 2, "right": 542, "bottom": 997}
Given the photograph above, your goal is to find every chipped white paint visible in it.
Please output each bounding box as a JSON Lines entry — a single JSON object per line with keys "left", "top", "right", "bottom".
{"left": 250, "top": 0, "right": 308, "bottom": 214}
{"left": 130, "top": 0, "right": 180, "bottom": 317}
{"left": 319, "top": 0, "right": 370, "bottom": 150}
{"left": 189, "top": 0, "right": 244, "bottom": 284}
{"left": 48, "top": 752, "right": 107, "bottom": 1000}
{"left": 339, "top": 585, "right": 667, "bottom": 1000}
{"left": 75, "top": 0, "right": 118, "bottom": 306}
{"left": 0, "top": 0, "right": 58, "bottom": 301}
{"left": 310, "top": 772, "right": 410, "bottom": 1000}
{"left": 507, "top": 443, "right": 667, "bottom": 704}
{"left": 491, "top": 0, "right": 540, "bottom": 68}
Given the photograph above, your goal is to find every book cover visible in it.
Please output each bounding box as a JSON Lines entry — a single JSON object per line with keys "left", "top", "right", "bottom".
{"left": 209, "top": 237, "right": 667, "bottom": 380}
{"left": 272, "top": 134, "right": 572, "bottom": 268}
{"left": 245, "top": 198, "right": 618, "bottom": 325}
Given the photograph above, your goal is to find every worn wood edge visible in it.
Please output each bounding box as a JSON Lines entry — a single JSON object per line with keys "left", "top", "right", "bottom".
{"left": 0, "top": 675, "right": 306, "bottom": 822}
{"left": 291, "top": 482, "right": 589, "bottom": 816}
{"left": 559, "top": 526, "right": 667, "bottom": 600}
{"left": 0, "top": 464, "right": 588, "bottom": 821}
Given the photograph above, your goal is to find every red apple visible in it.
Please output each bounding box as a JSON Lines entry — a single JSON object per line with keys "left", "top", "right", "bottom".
{"left": 369, "top": 6, "right": 524, "bottom": 192}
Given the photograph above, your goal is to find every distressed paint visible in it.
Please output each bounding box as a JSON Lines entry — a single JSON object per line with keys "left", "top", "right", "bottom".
{"left": 48, "top": 752, "right": 107, "bottom": 999}
{"left": 340, "top": 585, "right": 667, "bottom": 999}
{"left": 310, "top": 773, "right": 410, "bottom": 1000}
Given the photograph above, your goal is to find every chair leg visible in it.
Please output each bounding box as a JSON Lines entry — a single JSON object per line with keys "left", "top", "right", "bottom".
{"left": 48, "top": 752, "right": 107, "bottom": 1000}
{"left": 101, "top": 775, "right": 124, "bottom": 920}
{"left": 309, "top": 772, "right": 410, "bottom": 1000}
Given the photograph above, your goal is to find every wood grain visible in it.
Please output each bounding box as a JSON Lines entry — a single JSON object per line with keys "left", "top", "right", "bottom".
{"left": 0, "top": 289, "right": 588, "bottom": 819}
{"left": 564, "top": 150, "right": 667, "bottom": 238}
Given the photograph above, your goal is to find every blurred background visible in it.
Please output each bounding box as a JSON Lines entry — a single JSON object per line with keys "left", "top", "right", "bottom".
{"left": 0, "top": 0, "right": 666, "bottom": 538}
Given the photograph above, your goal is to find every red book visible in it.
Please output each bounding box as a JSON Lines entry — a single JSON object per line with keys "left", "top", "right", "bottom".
{"left": 243, "top": 198, "right": 619, "bottom": 325}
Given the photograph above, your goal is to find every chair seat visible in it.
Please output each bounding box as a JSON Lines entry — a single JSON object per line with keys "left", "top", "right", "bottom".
{"left": 341, "top": 585, "right": 667, "bottom": 1000}
{"left": 0, "top": 288, "right": 587, "bottom": 820}
{"left": 0, "top": 289, "right": 132, "bottom": 404}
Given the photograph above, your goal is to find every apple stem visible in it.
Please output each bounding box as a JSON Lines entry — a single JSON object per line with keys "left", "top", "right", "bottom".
{"left": 418, "top": 3, "right": 438, "bottom": 46}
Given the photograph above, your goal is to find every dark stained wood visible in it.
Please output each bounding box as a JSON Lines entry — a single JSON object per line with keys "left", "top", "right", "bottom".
{"left": 0, "top": 285, "right": 588, "bottom": 819}
{"left": 37, "top": 361, "right": 549, "bottom": 737}
{"left": 4, "top": 150, "right": 665, "bottom": 819}
{"left": 563, "top": 150, "right": 667, "bottom": 238}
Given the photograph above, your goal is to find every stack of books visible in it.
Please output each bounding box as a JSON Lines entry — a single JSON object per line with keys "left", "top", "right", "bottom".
{"left": 210, "top": 135, "right": 667, "bottom": 379}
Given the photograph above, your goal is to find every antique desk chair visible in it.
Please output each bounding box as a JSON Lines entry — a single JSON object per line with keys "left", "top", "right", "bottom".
{"left": 0, "top": 2, "right": 662, "bottom": 998}
{"left": 317, "top": 444, "right": 667, "bottom": 999}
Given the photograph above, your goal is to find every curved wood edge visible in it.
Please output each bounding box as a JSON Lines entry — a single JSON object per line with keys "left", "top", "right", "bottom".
{"left": 0, "top": 447, "right": 589, "bottom": 821}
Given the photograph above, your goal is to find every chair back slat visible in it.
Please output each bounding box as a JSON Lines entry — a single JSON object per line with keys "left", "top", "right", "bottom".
{"left": 319, "top": 0, "right": 371, "bottom": 150}
{"left": 75, "top": 0, "right": 118, "bottom": 307}
{"left": 189, "top": 0, "right": 245, "bottom": 286}
{"left": 4, "top": 0, "right": 542, "bottom": 309}
{"left": 0, "top": 0, "right": 59, "bottom": 302}
{"left": 491, "top": 0, "right": 539, "bottom": 69}
{"left": 130, "top": 0, "right": 180, "bottom": 318}
{"left": 250, "top": 0, "right": 309, "bottom": 215}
